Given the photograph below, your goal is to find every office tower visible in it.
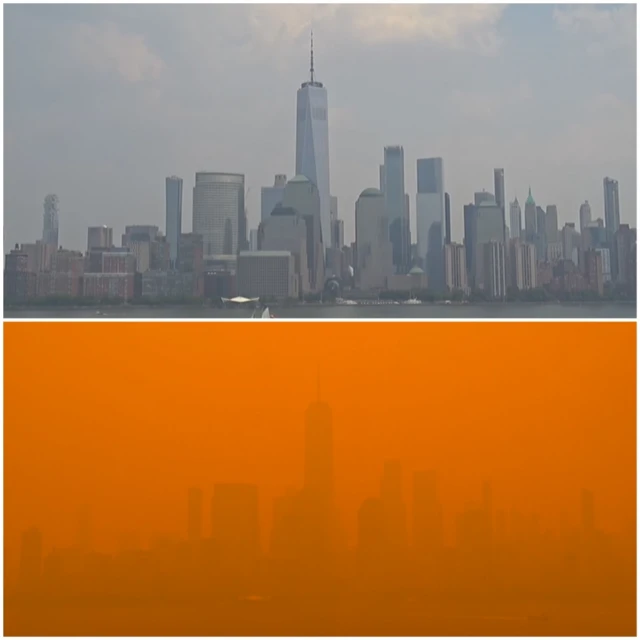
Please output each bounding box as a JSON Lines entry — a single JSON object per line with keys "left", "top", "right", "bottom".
{"left": 535, "top": 206, "right": 547, "bottom": 261}
{"left": 357, "top": 497, "right": 385, "bottom": 554}
{"left": 444, "top": 192, "right": 451, "bottom": 244}
{"left": 463, "top": 204, "right": 477, "bottom": 285}
{"left": 355, "top": 188, "right": 394, "bottom": 290}
{"left": 87, "top": 226, "right": 113, "bottom": 251}
{"left": 416, "top": 158, "right": 445, "bottom": 290}
{"left": 614, "top": 224, "right": 637, "bottom": 286}
{"left": 510, "top": 239, "right": 537, "bottom": 290}
{"left": 259, "top": 206, "right": 310, "bottom": 294}
{"left": 211, "top": 483, "right": 260, "bottom": 582}
{"left": 330, "top": 195, "right": 338, "bottom": 222}
{"left": 483, "top": 241, "right": 506, "bottom": 298}
{"left": 188, "top": 488, "right": 203, "bottom": 543}
{"left": 165, "top": 176, "right": 183, "bottom": 269}
{"left": 261, "top": 175, "right": 287, "bottom": 222}
{"left": 561, "top": 223, "right": 579, "bottom": 265}
{"left": 19, "top": 527, "right": 42, "bottom": 590}
{"left": 444, "top": 243, "right": 468, "bottom": 293}
{"left": 121, "top": 225, "right": 164, "bottom": 273}
{"left": 412, "top": 470, "right": 443, "bottom": 555}
{"left": 42, "top": 194, "right": 59, "bottom": 247}
{"left": 295, "top": 35, "right": 331, "bottom": 249}
{"left": 494, "top": 168, "right": 506, "bottom": 243}
{"left": 178, "top": 233, "right": 204, "bottom": 273}
{"left": 545, "top": 205, "right": 559, "bottom": 244}
{"left": 192, "top": 172, "right": 245, "bottom": 263}
{"left": 524, "top": 187, "right": 537, "bottom": 241}
{"left": 381, "top": 461, "right": 408, "bottom": 551}
{"left": 237, "top": 251, "right": 298, "bottom": 299}
{"left": 474, "top": 198, "right": 503, "bottom": 291}
{"left": 282, "top": 175, "right": 324, "bottom": 291}
{"left": 595, "top": 247, "right": 611, "bottom": 282}
{"left": 579, "top": 201, "right": 592, "bottom": 238}
{"left": 383, "top": 146, "right": 410, "bottom": 273}
{"left": 603, "top": 177, "right": 620, "bottom": 245}
{"left": 474, "top": 191, "right": 494, "bottom": 206}
{"left": 509, "top": 198, "right": 522, "bottom": 239}
{"left": 304, "top": 390, "right": 333, "bottom": 502}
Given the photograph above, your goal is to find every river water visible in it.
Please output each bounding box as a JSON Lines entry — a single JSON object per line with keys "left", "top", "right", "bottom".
{"left": 4, "top": 302, "right": 636, "bottom": 320}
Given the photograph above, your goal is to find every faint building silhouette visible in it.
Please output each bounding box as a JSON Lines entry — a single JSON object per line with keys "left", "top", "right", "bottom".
{"left": 19, "top": 527, "right": 43, "bottom": 592}
{"left": 188, "top": 487, "right": 203, "bottom": 544}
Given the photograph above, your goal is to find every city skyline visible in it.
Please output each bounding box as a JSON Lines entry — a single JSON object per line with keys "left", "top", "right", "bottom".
{"left": 4, "top": 4, "right": 636, "bottom": 252}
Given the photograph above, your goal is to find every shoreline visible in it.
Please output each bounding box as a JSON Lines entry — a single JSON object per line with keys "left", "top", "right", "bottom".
{"left": 4, "top": 300, "right": 636, "bottom": 313}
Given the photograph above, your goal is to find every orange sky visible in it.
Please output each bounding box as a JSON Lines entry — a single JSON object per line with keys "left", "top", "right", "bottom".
{"left": 4, "top": 321, "right": 636, "bottom": 584}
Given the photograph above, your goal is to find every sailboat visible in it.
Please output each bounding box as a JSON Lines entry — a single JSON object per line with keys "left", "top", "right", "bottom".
{"left": 252, "top": 306, "right": 273, "bottom": 319}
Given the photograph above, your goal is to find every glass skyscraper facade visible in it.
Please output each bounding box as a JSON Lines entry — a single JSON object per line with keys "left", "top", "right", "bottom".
{"left": 165, "top": 176, "right": 183, "bottom": 270}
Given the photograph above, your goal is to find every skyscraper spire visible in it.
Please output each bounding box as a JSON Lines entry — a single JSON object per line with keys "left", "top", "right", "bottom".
{"left": 310, "top": 30, "right": 315, "bottom": 83}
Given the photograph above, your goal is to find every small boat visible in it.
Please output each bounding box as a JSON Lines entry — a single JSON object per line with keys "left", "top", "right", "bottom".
{"left": 404, "top": 296, "right": 421, "bottom": 305}
{"left": 252, "top": 306, "right": 272, "bottom": 319}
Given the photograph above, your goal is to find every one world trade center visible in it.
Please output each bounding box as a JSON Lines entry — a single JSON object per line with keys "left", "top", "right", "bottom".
{"left": 295, "top": 33, "right": 331, "bottom": 254}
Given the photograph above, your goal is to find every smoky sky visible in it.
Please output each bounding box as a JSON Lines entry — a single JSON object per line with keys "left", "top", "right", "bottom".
{"left": 3, "top": 4, "right": 636, "bottom": 251}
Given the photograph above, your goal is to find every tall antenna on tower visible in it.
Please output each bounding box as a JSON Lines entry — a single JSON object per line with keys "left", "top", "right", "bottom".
{"left": 310, "top": 29, "right": 315, "bottom": 83}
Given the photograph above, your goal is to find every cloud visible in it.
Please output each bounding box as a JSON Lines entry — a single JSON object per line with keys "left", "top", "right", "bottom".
{"left": 66, "top": 21, "right": 165, "bottom": 83}
{"left": 240, "top": 4, "right": 504, "bottom": 55}
{"left": 450, "top": 80, "right": 533, "bottom": 121}
{"left": 552, "top": 5, "right": 635, "bottom": 55}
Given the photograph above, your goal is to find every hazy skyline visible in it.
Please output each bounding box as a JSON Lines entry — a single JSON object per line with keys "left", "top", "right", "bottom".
{"left": 4, "top": 4, "right": 636, "bottom": 251}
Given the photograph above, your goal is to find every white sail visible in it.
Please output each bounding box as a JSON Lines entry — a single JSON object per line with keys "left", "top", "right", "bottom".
{"left": 261, "top": 307, "right": 270, "bottom": 319}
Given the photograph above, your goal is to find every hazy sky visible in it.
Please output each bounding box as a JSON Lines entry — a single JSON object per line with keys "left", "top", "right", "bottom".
{"left": 4, "top": 3, "right": 636, "bottom": 251}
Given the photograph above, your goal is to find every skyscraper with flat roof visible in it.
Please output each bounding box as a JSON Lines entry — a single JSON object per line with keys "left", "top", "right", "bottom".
{"left": 192, "top": 172, "right": 244, "bottom": 263}
{"left": 295, "top": 34, "right": 331, "bottom": 249}
{"left": 165, "top": 176, "right": 183, "bottom": 270}
{"left": 603, "top": 177, "right": 620, "bottom": 244}
{"left": 383, "top": 146, "right": 410, "bottom": 273}
{"left": 416, "top": 158, "right": 445, "bottom": 289}
{"left": 43, "top": 194, "right": 59, "bottom": 248}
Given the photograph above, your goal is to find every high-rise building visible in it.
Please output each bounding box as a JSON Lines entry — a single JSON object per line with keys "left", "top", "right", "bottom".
{"left": 211, "top": 483, "right": 260, "bottom": 582}
{"left": 236, "top": 251, "right": 298, "bottom": 299}
{"left": 475, "top": 198, "right": 503, "bottom": 291}
{"left": 579, "top": 201, "right": 592, "bottom": 238}
{"left": 510, "top": 239, "right": 537, "bottom": 290}
{"left": 87, "top": 226, "right": 113, "bottom": 251}
{"left": 261, "top": 175, "right": 287, "bottom": 222}
{"left": 474, "top": 191, "right": 494, "bottom": 206}
{"left": 603, "top": 177, "right": 620, "bottom": 245}
{"left": 42, "top": 194, "right": 59, "bottom": 248}
{"left": 509, "top": 198, "right": 522, "bottom": 240}
{"left": 561, "top": 223, "right": 580, "bottom": 266}
{"left": 259, "top": 206, "right": 310, "bottom": 295}
{"left": 380, "top": 461, "right": 408, "bottom": 552}
{"left": 19, "top": 527, "right": 42, "bottom": 591}
{"left": 545, "top": 205, "right": 559, "bottom": 244}
{"left": 165, "top": 176, "right": 183, "bottom": 269}
{"left": 583, "top": 249, "right": 604, "bottom": 295}
{"left": 188, "top": 488, "right": 203, "bottom": 543}
{"left": 416, "top": 158, "right": 445, "bottom": 290}
{"left": 493, "top": 168, "right": 506, "bottom": 243}
{"left": 444, "top": 193, "right": 451, "bottom": 244}
{"left": 383, "top": 146, "right": 410, "bottom": 273}
{"left": 282, "top": 175, "right": 324, "bottom": 291}
{"left": 192, "top": 172, "right": 244, "bottom": 264}
{"left": 355, "top": 188, "right": 394, "bottom": 291}
{"left": 304, "top": 392, "right": 333, "bottom": 503}
{"left": 412, "top": 470, "right": 443, "bottom": 555}
{"left": 444, "top": 242, "right": 468, "bottom": 293}
{"left": 249, "top": 229, "right": 259, "bottom": 251}
{"left": 295, "top": 35, "right": 331, "bottom": 249}
{"left": 536, "top": 206, "right": 547, "bottom": 262}
{"left": 463, "top": 204, "right": 477, "bottom": 285}
{"left": 614, "top": 224, "right": 637, "bottom": 287}
{"left": 524, "top": 187, "right": 537, "bottom": 242}
{"left": 483, "top": 241, "right": 506, "bottom": 299}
